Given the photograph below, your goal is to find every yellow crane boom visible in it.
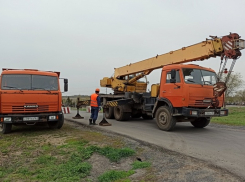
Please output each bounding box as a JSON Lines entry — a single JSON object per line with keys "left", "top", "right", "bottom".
{"left": 100, "top": 33, "right": 244, "bottom": 93}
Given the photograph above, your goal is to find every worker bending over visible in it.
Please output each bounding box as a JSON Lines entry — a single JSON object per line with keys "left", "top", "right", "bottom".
{"left": 89, "top": 88, "right": 101, "bottom": 125}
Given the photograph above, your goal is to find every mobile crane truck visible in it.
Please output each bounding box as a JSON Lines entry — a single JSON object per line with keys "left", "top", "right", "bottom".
{"left": 98, "top": 33, "right": 244, "bottom": 131}
{"left": 0, "top": 69, "right": 68, "bottom": 134}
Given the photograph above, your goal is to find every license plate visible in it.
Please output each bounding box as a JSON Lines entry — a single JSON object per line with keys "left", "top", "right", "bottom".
{"left": 23, "top": 117, "right": 39, "bottom": 121}
{"left": 205, "top": 112, "right": 214, "bottom": 115}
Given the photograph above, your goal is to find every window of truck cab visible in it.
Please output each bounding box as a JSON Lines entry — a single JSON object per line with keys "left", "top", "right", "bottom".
{"left": 166, "top": 70, "right": 180, "bottom": 83}
{"left": 182, "top": 68, "right": 217, "bottom": 85}
{"left": 1, "top": 74, "right": 58, "bottom": 90}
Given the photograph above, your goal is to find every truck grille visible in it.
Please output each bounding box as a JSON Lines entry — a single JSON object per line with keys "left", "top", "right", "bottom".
{"left": 189, "top": 98, "right": 212, "bottom": 107}
{"left": 12, "top": 105, "right": 49, "bottom": 112}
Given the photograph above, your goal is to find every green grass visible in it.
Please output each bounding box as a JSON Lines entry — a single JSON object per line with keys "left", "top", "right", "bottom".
{"left": 211, "top": 107, "right": 245, "bottom": 126}
{"left": 97, "top": 160, "right": 152, "bottom": 182}
{"left": 98, "top": 147, "right": 135, "bottom": 162}
{"left": 0, "top": 125, "right": 138, "bottom": 182}
{"left": 132, "top": 161, "right": 151, "bottom": 170}
{"left": 98, "top": 170, "right": 135, "bottom": 182}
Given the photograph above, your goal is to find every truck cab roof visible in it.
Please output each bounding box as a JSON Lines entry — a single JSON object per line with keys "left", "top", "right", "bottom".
{"left": 1, "top": 68, "right": 60, "bottom": 77}
{"left": 162, "top": 64, "right": 215, "bottom": 73}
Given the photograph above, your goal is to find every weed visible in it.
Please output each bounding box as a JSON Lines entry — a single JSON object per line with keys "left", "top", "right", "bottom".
{"left": 17, "top": 167, "right": 32, "bottom": 176}
{"left": 98, "top": 170, "right": 135, "bottom": 182}
{"left": 132, "top": 161, "right": 151, "bottom": 169}
{"left": 41, "top": 144, "right": 52, "bottom": 151}
{"left": 35, "top": 154, "right": 92, "bottom": 181}
{"left": 35, "top": 155, "right": 57, "bottom": 165}
{"left": 116, "top": 179, "right": 131, "bottom": 182}
{"left": 77, "top": 145, "right": 99, "bottom": 160}
{"left": 98, "top": 147, "right": 135, "bottom": 162}
{"left": 60, "top": 138, "right": 88, "bottom": 149}
{"left": 0, "top": 169, "right": 5, "bottom": 178}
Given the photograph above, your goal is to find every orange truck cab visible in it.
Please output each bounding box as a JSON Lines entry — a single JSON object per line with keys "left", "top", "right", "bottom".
{"left": 0, "top": 68, "right": 68, "bottom": 134}
{"left": 151, "top": 64, "right": 228, "bottom": 130}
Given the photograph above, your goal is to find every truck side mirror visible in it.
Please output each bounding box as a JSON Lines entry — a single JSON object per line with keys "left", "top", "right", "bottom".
{"left": 64, "top": 79, "right": 68, "bottom": 92}
{"left": 170, "top": 69, "right": 176, "bottom": 83}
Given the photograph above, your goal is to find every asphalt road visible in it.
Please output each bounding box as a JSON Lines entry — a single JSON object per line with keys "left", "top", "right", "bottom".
{"left": 65, "top": 110, "right": 245, "bottom": 179}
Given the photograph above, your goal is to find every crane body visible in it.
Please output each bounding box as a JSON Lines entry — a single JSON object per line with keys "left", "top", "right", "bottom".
{"left": 78, "top": 33, "right": 244, "bottom": 130}
{"left": 101, "top": 33, "right": 243, "bottom": 94}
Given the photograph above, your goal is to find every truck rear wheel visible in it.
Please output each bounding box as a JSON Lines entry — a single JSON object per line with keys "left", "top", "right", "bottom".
{"left": 105, "top": 107, "right": 115, "bottom": 119}
{"left": 48, "top": 114, "right": 64, "bottom": 129}
{"left": 114, "top": 106, "right": 130, "bottom": 121}
{"left": 191, "top": 117, "right": 210, "bottom": 128}
{"left": 155, "top": 106, "right": 176, "bottom": 131}
{"left": 0, "top": 123, "right": 12, "bottom": 134}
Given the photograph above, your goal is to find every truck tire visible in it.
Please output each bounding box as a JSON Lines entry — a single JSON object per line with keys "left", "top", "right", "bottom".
{"left": 155, "top": 106, "right": 176, "bottom": 131}
{"left": 0, "top": 123, "right": 12, "bottom": 134}
{"left": 105, "top": 107, "right": 115, "bottom": 119}
{"left": 48, "top": 114, "right": 64, "bottom": 129}
{"left": 114, "top": 106, "right": 130, "bottom": 121}
{"left": 191, "top": 117, "right": 210, "bottom": 128}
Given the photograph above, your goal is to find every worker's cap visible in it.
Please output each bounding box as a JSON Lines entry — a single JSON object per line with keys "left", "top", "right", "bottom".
{"left": 95, "top": 88, "right": 100, "bottom": 92}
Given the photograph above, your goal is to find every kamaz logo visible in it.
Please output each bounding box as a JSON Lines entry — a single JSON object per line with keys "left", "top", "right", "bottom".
{"left": 24, "top": 105, "right": 38, "bottom": 108}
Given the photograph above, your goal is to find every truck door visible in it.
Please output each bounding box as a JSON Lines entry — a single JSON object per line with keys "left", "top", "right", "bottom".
{"left": 159, "top": 69, "right": 183, "bottom": 107}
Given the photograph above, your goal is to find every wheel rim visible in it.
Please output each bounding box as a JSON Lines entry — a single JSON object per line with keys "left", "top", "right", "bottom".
{"left": 158, "top": 112, "right": 168, "bottom": 125}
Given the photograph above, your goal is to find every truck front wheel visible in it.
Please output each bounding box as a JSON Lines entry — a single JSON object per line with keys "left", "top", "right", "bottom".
{"left": 114, "top": 106, "right": 130, "bottom": 121}
{"left": 105, "top": 107, "right": 115, "bottom": 119}
{"left": 155, "top": 106, "right": 176, "bottom": 131}
{"left": 191, "top": 117, "right": 210, "bottom": 128}
{"left": 0, "top": 123, "right": 12, "bottom": 134}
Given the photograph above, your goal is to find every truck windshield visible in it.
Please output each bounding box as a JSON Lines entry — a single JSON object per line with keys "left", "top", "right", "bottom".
{"left": 1, "top": 74, "right": 58, "bottom": 91}
{"left": 182, "top": 68, "right": 217, "bottom": 85}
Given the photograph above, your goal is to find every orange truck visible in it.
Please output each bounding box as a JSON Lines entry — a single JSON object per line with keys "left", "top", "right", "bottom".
{"left": 0, "top": 69, "right": 68, "bottom": 134}
{"left": 98, "top": 33, "right": 244, "bottom": 131}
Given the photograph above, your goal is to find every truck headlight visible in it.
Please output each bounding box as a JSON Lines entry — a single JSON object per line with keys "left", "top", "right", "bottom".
{"left": 220, "top": 111, "right": 227, "bottom": 115}
{"left": 49, "top": 116, "right": 56, "bottom": 120}
{"left": 4, "top": 117, "right": 12, "bottom": 122}
{"left": 203, "top": 99, "right": 212, "bottom": 103}
{"left": 191, "top": 111, "right": 198, "bottom": 115}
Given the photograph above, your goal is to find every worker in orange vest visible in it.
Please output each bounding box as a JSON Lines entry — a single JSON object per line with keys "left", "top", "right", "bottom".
{"left": 89, "top": 88, "right": 101, "bottom": 125}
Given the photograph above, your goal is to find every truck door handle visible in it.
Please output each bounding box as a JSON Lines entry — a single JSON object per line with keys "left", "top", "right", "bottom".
{"left": 162, "top": 91, "right": 166, "bottom": 93}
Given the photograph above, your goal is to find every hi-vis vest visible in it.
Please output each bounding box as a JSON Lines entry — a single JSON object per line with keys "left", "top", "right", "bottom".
{"left": 90, "top": 93, "right": 98, "bottom": 107}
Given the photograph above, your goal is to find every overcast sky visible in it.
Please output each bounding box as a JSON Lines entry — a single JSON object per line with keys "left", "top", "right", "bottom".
{"left": 1, "top": 0, "right": 245, "bottom": 96}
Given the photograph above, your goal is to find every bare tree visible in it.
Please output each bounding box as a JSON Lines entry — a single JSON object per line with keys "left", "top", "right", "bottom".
{"left": 236, "top": 90, "right": 245, "bottom": 104}
{"left": 222, "top": 72, "right": 244, "bottom": 97}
